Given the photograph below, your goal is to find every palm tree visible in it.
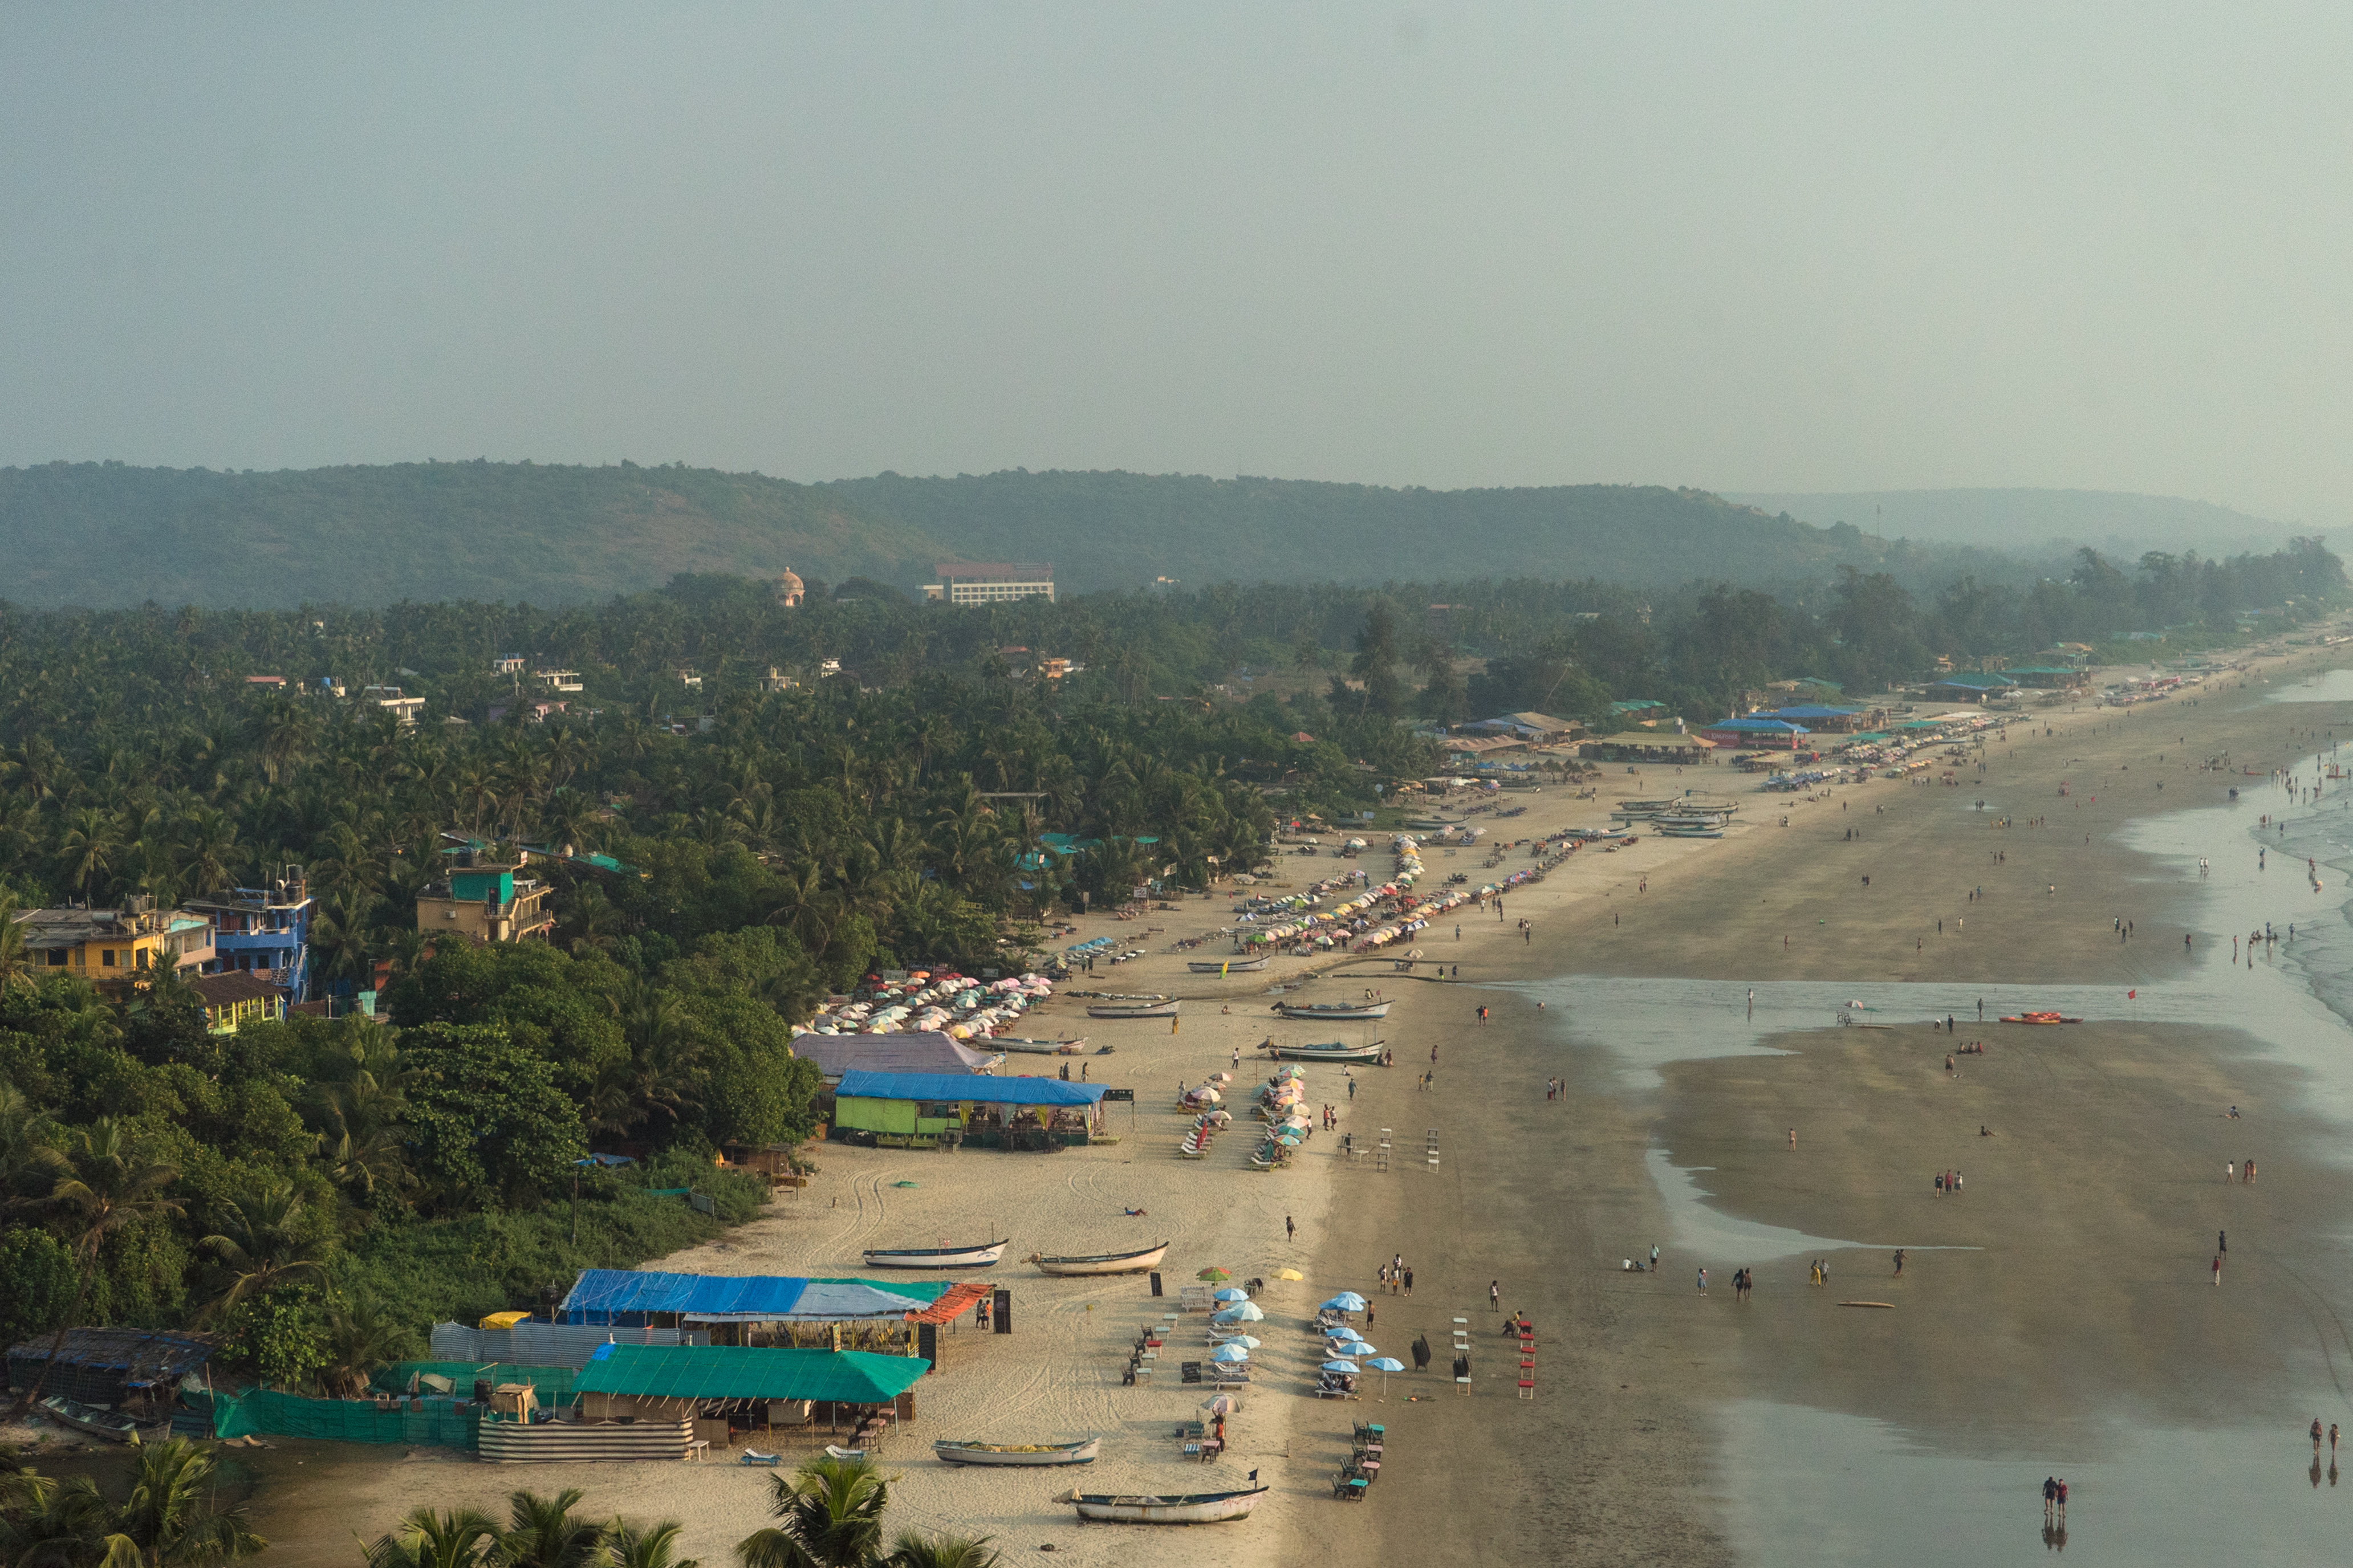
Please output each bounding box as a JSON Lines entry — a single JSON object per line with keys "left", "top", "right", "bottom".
{"left": 8, "top": 1121, "right": 182, "bottom": 1420}
{"left": 734, "top": 1456, "right": 889, "bottom": 1568}
{"left": 0, "top": 894, "right": 35, "bottom": 995}
{"left": 497, "top": 1489, "right": 605, "bottom": 1568}
{"left": 198, "top": 1176, "right": 330, "bottom": 1321}
{"left": 884, "top": 1533, "right": 999, "bottom": 1568}
{"left": 319, "top": 1292, "right": 421, "bottom": 1398}
{"left": 0, "top": 1082, "right": 66, "bottom": 1217}
{"left": 1, "top": 1439, "right": 263, "bottom": 1567}
{"left": 361, "top": 1509, "right": 503, "bottom": 1568}
{"left": 603, "top": 1519, "right": 700, "bottom": 1568}
{"left": 57, "top": 807, "right": 119, "bottom": 903}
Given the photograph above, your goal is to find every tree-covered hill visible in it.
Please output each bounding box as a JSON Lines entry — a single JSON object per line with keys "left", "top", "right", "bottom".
{"left": 0, "top": 460, "right": 942, "bottom": 608}
{"left": 4, "top": 460, "right": 1966, "bottom": 607}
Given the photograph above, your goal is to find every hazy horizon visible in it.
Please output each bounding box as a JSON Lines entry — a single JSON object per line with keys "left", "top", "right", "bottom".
{"left": 7, "top": 6, "right": 2350, "bottom": 533}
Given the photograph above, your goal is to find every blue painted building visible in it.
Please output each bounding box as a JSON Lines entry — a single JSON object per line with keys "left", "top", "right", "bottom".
{"left": 185, "top": 870, "right": 315, "bottom": 1002}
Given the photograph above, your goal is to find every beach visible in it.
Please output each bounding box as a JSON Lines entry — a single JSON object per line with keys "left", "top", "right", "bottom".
{"left": 209, "top": 638, "right": 2353, "bottom": 1566}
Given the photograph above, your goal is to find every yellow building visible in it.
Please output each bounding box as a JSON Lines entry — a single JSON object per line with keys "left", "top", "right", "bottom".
{"left": 415, "top": 854, "right": 554, "bottom": 945}
{"left": 15, "top": 897, "right": 215, "bottom": 996}
{"left": 189, "top": 971, "right": 286, "bottom": 1035}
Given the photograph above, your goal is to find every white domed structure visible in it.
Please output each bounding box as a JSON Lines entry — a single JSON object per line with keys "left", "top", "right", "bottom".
{"left": 777, "top": 568, "right": 805, "bottom": 607}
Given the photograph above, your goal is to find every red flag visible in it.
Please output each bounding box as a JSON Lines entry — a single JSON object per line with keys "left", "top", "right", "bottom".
{"left": 2126, "top": 989, "right": 2136, "bottom": 999}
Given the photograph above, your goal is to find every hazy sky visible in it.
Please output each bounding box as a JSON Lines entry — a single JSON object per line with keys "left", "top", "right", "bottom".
{"left": 6, "top": 5, "right": 2350, "bottom": 523}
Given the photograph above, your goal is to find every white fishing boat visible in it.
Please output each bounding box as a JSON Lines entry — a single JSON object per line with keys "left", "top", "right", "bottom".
{"left": 861, "top": 1238, "right": 1010, "bottom": 1269}
{"left": 1187, "top": 956, "right": 1269, "bottom": 974}
{"left": 1655, "top": 824, "right": 1724, "bottom": 838}
{"left": 1271, "top": 1000, "right": 1389, "bottom": 1021}
{"left": 935, "top": 1435, "right": 1102, "bottom": 1467}
{"left": 1072, "top": 1485, "right": 1269, "bottom": 1524}
{"left": 39, "top": 1396, "right": 164, "bottom": 1444}
{"left": 992, "top": 1037, "right": 1091, "bottom": 1054}
{"left": 1262, "top": 1039, "right": 1385, "bottom": 1062}
{"left": 1088, "top": 998, "right": 1180, "bottom": 1019}
{"left": 1029, "top": 1241, "right": 1171, "bottom": 1276}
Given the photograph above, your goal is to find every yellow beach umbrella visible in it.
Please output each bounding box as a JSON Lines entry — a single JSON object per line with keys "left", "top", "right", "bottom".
{"left": 1273, "top": 1268, "right": 1304, "bottom": 1281}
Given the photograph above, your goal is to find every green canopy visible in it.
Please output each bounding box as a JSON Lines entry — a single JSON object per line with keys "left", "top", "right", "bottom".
{"left": 574, "top": 1345, "right": 928, "bottom": 1404}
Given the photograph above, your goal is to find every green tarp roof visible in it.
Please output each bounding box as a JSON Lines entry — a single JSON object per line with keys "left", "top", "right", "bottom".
{"left": 574, "top": 1344, "right": 928, "bottom": 1404}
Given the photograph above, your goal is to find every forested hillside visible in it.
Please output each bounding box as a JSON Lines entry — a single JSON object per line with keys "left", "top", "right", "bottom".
{"left": 6, "top": 460, "right": 1996, "bottom": 607}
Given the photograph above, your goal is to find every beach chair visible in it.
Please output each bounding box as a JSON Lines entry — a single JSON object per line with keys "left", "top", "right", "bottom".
{"left": 1333, "top": 1474, "right": 1371, "bottom": 1500}
{"left": 738, "top": 1450, "right": 782, "bottom": 1467}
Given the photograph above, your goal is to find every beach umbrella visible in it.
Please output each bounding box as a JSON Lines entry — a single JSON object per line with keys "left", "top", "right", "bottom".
{"left": 1274, "top": 1268, "right": 1304, "bottom": 1282}
{"left": 1366, "top": 1355, "right": 1405, "bottom": 1394}
{"left": 1211, "top": 1302, "right": 1264, "bottom": 1323}
{"left": 1196, "top": 1266, "right": 1232, "bottom": 1282}
{"left": 1210, "top": 1343, "right": 1250, "bottom": 1363}
{"left": 1200, "top": 1394, "right": 1238, "bottom": 1416}
{"left": 1322, "top": 1292, "right": 1369, "bottom": 1312}
{"left": 1320, "top": 1360, "right": 1360, "bottom": 1374}
{"left": 1327, "top": 1325, "right": 1362, "bottom": 1342}
{"left": 1215, "top": 1334, "right": 1261, "bottom": 1350}
{"left": 1339, "top": 1341, "right": 1377, "bottom": 1358}
{"left": 1212, "top": 1286, "right": 1250, "bottom": 1302}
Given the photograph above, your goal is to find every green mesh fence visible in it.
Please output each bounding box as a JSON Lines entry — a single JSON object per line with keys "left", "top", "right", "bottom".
{"left": 204, "top": 1388, "right": 482, "bottom": 1448}
{"left": 368, "top": 1362, "right": 582, "bottom": 1399}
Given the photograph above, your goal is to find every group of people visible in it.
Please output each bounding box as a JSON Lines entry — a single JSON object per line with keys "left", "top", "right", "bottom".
{"left": 1377, "top": 1254, "right": 1415, "bottom": 1295}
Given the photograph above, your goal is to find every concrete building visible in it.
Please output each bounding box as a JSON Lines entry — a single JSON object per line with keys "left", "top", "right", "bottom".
{"left": 185, "top": 871, "right": 315, "bottom": 1000}
{"left": 189, "top": 971, "right": 286, "bottom": 1035}
{"left": 14, "top": 898, "right": 214, "bottom": 996}
{"left": 921, "top": 563, "right": 1056, "bottom": 606}
{"left": 536, "top": 669, "right": 584, "bottom": 694}
{"left": 360, "top": 685, "right": 426, "bottom": 726}
{"left": 416, "top": 850, "right": 554, "bottom": 945}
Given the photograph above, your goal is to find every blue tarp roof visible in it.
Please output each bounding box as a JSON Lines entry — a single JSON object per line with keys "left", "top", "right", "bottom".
{"left": 1754, "top": 705, "right": 1860, "bottom": 719}
{"left": 835, "top": 1069, "right": 1107, "bottom": 1106}
{"left": 1928, "top": 674, "right": 2017, "bottom": 689}
{"left": 558, "top": 1269, "right": 950, "bottom": 1324}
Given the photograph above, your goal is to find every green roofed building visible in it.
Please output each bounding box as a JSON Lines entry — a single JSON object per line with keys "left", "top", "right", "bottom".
{"left": 572, "top": 1344, "right": 929, "bottom": 1422}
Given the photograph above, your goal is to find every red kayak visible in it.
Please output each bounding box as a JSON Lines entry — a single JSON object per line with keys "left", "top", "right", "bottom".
{"left": 1999, "top": 1012, "right": 2082, "bottom": 1025}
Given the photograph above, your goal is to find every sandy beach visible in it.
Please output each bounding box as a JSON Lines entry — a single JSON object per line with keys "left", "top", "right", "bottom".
{"left": 195, "top": 635, "right": 2353, "bottom": 1567}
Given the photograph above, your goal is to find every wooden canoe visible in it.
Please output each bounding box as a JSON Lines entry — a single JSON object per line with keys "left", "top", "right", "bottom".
{"left": 862, "top": 1238, "right": 1010, "bottom": 1269}
{"left": 935, "top": 1435, "right": 1101, "bottom": 1466}
{"left": 1838, "top": 1301, "right": 1896, "bottom": 1309}
{"left": 1029, "top": 1241, "right": 1170, "bottom": 1276}
{"left": 1072, "top": 1485, "right": 1268, "bottom": 1524}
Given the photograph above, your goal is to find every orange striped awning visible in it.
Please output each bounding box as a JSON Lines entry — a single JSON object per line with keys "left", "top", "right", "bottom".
{"left": 907, "top": 1282, "right": 991, "bottom": 1325}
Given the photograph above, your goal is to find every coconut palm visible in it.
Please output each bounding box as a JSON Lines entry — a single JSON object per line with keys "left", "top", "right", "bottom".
{"left": 7, "top": 1121, "right": 182, "bottom": 1420}
{"left": 497, "top": 1489, "right": 605, "bottom": 1568}
{"left": 734, "top": 1456, "right": 889, "bottom": 1568}
{"left": 602, "top": 1519, "right": 699, "bottom": 1568}
{"left": 0, "top": 1439, "right": 263, "bottom": 1567}
{"left": 319, "top": 1292, "right": 421, "bottom": 1399}
{"left": 0, "top": 1081, "right": 68, "bottom": 1217}
{"left": 361, "top": 1508, "right": 503, "bottom": 1568}
{"left": 884, "top": 1532, "right": 999, "bottom": 1568}
{"left": 197, "top": 1176, "right": 330, "bottom": 1321}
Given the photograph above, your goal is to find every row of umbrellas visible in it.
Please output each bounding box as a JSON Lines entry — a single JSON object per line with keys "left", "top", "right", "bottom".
{"left": 1188, "top": 1278, "right": 1412, "bottom": 1391}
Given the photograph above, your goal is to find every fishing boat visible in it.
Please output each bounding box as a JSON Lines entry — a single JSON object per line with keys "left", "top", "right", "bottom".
{"left": 1187, "top": 956, "right": 1269, "bottom": 974}
{"left": 935, "top": 1435, "right": 1102, "bottom": 1467}
{"left": 1088, "top": 996, "right": 1180, "bottom": 1019}
{"left": 39, "top": 1396, "right": 164, "bottom": 1444}
{"left": 1999, "top": 1012, "right": 2083, "bottom": 1025}
{"left": 1655, "top": 824, "right": 1724, "bottom": 838}
{"left": 1072, "top": 1485, "right": 1269, "bottom": 1524}
{"left": 861, "top": 1238, "right": 1011, "bottom": 1269}
{"left": 1262, "top": 1039, "right": 1386, "bottom": 1062}
{"left": 1028, "top": 1241, "right": 1170, "bottom": 1276}
{"left": 1271, "top": 1000, "right": 1389, "bottom": 1021}
{"left": 992, "top": 1037, "right": 1090, "bottom": 1054}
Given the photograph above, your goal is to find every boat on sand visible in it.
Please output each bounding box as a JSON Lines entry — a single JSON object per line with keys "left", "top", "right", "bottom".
{"left": 1072, "top": 1485, "right": 1268, "bottom": 1524}
{"left": 2000, "top": 1012, "right": 2083, "bottom": 1025}
{"left": 861, "top": 1239, "right": 1010, "bottom": 1269}
{"left": 936, "top": 1436, "right": 1101, "bottom": 1466}
{"left": 1029, "top": 1241, "right": 1169, "bottom": 1276}
{"left": 1271, "top": 1000, "right": 1388, "bottom": 1021}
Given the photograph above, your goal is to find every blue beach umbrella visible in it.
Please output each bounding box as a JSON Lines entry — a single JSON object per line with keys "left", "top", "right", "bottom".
{"left": 1211, "top": 1343, "right": 1250, "bottom": 1362}
{"left": 1320, "top": 1359, "right": 1359, "bottom": 1374}
{"left": 1321, "top": 1292, "right": 1368, "bottom": 1312}
{"left": 1338, "top": 1341, "right": 1377, "bottom": 1358}
{"left": 1212, "top": 1286, "right": 1250, "bottom": 1302}
{"left": 1327, "top": 1326, "right": 1362, "bottom": 1342}
{"left": 1366, "top": 1354, "right": 1405, "bottom": 1394}
{"left": 1212, "top": 1302, "right": 1265, "bottom": 1323}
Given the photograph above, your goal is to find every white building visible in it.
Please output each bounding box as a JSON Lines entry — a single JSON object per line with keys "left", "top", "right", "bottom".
{"left": 921, "top": 562, "right": 1055, "bottom": 605}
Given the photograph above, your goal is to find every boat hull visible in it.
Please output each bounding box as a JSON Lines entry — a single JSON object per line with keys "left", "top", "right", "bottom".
{"left": 993, "top": 1037, "right": 1089, "bottom": 1054}
{"left": 863, "top": 1240, "right": 1010, "bottom": 1269}
{"left": 1271, "top": 1003, "right": 1389, "bottom": 1021}
{"left": 1263, "top": 1041, "right": 1385, "bottom": 1062}
{"left": 936, "top": 1436, "right": 1102, "bottom": 1466}
{"left": 1089, "top": 1001, "right": 1180, "bottom": 1019}
{"left": 1074, "top": 1486, "right": 1268, "bottom": 1524}
{"left": 40, "top": 1396, "right": 160, "bottom": 1444}
{"left": 1031, "top": 1242, "right": 1171, "bottom": 1276}
{"left": 1188, "top": 958, "right": 1268, "bottom": 973}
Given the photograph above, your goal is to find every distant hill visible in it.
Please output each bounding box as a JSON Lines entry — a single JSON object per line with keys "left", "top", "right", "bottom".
{"left": 2, "top": 461, "right": 2062, "bottom": 608}
{"left": 0, "top": 460, "right": 940, "bottom": 608}
{"left": 1726, "top": 488, "right": 2297, "bottom": 559}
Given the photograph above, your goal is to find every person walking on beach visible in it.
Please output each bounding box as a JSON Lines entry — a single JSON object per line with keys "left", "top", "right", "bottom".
{"left": 1286, "top": 1215, "right": 1295, "bottom": 1243}
{"left": 1789, "top": 1127, "right": 1797, "bottom": 1151}
{"left": 2220, "top": 1229, "right": 2226, "bottom": 1256}
{"left": 1651, "top": 1244, "right": 1661, "bottom": 1273}
{"left": 1695, "top": 1268, "right": 1707, "bottom": 1294}
{"left": 1493, "top": 1279, "right": 1503, "bottom": 1310}
{"left": 2213, "top": 1253, "right": 2223, "bottom": 1285}
{"left": 1893, "top": 1248, "right": 1906, "bottom": 1277}
{"left": 2043, "top": 1476, "right": 2057, "bottom": 1523}
{"left": 1403, "top": 1267, "right": 1413, "bottom": 1296}
{"left": 2055, "top": 1480, "right": 2067, "bottom": 1523}
{"left": 2315, "top": 1418, "right": 2326, "bottom": 1453}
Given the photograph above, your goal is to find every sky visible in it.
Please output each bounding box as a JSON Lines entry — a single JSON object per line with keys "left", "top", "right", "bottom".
{"left": 5, "top": 4, "right": 2351, "bottom": 526}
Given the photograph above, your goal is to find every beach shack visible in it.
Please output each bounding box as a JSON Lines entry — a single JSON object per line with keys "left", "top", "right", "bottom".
{"left": 1700, "top": 716, "right": 1812, "bottom": 751}
{"left": 792, "top": 1031, "right": 1003, "bottom": 1085}
{"left": 831, "top": 1069, "right": 1107, "bottom": 1150}
{"left": 569, "top": 1343, "right": 931, "bottom": 1451}
{"left": 5, "top": 1327, "right": 216, "bottom": 1412}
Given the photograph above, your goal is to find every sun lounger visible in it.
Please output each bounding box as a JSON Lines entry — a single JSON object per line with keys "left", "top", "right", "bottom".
{"left": 739, "top": 1450, "right": 781, "bottom": 1467}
